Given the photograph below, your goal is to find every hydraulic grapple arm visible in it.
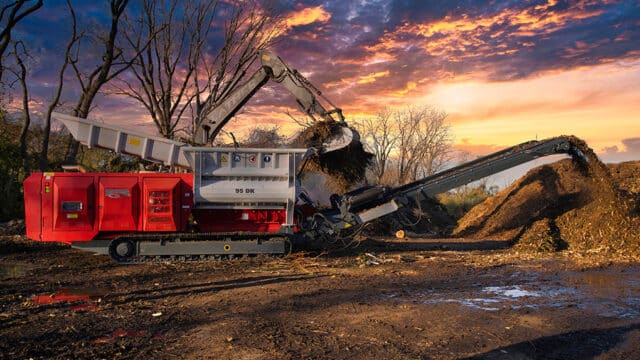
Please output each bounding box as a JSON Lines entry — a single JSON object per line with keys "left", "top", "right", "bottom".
{"left": 203, "top": 67, "right": 271, "bottom": 142}
{"left": 203, "top": 50, "right": 357, "bottom": 152}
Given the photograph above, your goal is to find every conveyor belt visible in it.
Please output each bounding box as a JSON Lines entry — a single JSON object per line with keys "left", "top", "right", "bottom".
{"left": 390, "top": 136, "right": 586, "bottom": 200}
{"left": 329, "top": 137, "right": 587, "bottom": 227}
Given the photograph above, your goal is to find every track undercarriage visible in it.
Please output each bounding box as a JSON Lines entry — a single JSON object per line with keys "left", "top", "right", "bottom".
{"left": 105, "top": 232, "right": 290, "bottom": 263}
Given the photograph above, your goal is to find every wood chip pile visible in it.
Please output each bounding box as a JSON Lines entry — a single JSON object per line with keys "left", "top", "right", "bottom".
{"left": 453, "top": 136, "right": 640, "bottom": 254}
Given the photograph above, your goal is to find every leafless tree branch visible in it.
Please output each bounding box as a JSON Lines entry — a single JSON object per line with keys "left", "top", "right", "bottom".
{"left": 0, "top": 0, "right": 42, "bottom": 82}
{"left": 9, "top": 40, "right": 31, "bottom": 175}
{"left": 39, "top": 0, "right": 80, "bottom": 171}
{"left": 64, "top": 0, "right": 148, "bottom": 163}
{"left": 357, "top": 106, "right": 452, "bottom": 186}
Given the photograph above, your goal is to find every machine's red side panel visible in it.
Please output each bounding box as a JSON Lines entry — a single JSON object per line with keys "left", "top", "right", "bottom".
{"left": 98, "top": 176, "right": 139, "bottom": 231}
{"left": 39, "top": 173, "right": 99, "bottom": 243}
{"left": 142, "top": 177, "right": 181, "bottom": 232}
{"left": 25, "top": 172, "right": 194, "bottom": 243}
{"left": 23, "top": 173, "right": 42, "bottom": 241}
{"left": 192, "top": 209, "right": 286, "bottom": 232}
{"left": 52, "top": 176, "right": 95, "bottom": 231}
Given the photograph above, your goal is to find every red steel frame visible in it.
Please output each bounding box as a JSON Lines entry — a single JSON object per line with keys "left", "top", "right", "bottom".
{"left": 24, "top": 172, "right": 294, "bottom": 244}
{"left": 25, "top": 172, "right": 193, "bottom": 243}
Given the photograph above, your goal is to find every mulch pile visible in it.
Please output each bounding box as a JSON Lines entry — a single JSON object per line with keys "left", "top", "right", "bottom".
{"left": 453, "top": 136, "right": 640, "bottom": 255}
{"left": 609, "top": 161, "right": 640, "bottom": 207}
{"left": 292, "top": 120, "right": 373, "bottom": 193}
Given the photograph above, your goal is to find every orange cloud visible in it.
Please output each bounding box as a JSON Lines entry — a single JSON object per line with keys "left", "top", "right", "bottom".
{"left": 369, "top": 0, "right": 604, "bottom": 59}
{"left": 389, "top": 81, "right": 417, "bottom": 97}
{"left": 357, "top": 71, "right": 391, "bottom": 84}
{"left": 563, "top": 39, "right": 610, "bottom": 58}
{"left": 325, "top": 70, "right": 390, "bottom": 89}
{"left": 420, "top": 58, "right": 640, "bottom": 152}
{"left": 285, "top": 6, "right": 331, "bottom": 29}
{"left": 336, "top": 51, "right": 397, "bottom": 66}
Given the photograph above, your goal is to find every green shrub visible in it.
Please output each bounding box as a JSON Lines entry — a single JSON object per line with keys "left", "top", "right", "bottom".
{"left": 437, "top": 182, "right": 498, "bottom": 219}
{"left": 0, "top": 115, "right": 25, "bottom": 221}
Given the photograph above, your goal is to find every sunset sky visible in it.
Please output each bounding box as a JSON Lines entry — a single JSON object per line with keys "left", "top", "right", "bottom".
{"left": 14, "top": 0, "right": 640, "bottom": 165}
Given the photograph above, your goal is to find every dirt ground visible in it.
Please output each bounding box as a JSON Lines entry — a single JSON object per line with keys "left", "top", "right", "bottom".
{"left": 2, "top": 235, "right": 639, "bottom": 360}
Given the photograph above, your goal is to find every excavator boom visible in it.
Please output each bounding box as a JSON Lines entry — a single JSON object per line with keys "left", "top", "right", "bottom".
{"left": 204, "top": 68, "right": 270, "bottom": 142}
{"left": 203, "top": 50, "right": 357, "bottom": 152}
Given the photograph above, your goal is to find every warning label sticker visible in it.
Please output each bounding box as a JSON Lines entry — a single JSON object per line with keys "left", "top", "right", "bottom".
{"left": 247, "top": 154, "right": 257, "bottom": 167}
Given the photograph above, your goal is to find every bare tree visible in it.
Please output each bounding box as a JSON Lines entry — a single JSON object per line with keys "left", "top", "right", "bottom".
{"left": 115, "top": 0, "right": 215, "bottom": 139}
{"left": 0, "top": 0, "right": 42, "bottom": 82}
{"left": 394, "top": 106, "right": 452, "bottom": 183}
{"left": 189, "top": 0, "right": 281, "bottom": 143}
{"left": 64, "top": 0, "right": 138, "bottom": 163}
{"left": 39, "top": 0, "right": 80, "bottom": 171}
{"left": 9, "top": 40, "right": 31, "bottom": 175}
{"left": 354, "top": 109, "right": 398, "bottom": 184}
{"left": 114, "top": 0, "right": 281, "bottom": 142}
{"left": 412, "top": 107, "right": 452, "bottom": 179}
{"left": 394, "top": 107, "right": 421, "bottom": 184}
{"left": 357, "top": 106, "right": 452, "bottom": 186}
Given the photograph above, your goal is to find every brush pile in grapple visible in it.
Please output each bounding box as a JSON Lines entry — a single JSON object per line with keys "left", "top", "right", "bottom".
{"left": 453, "top": 136, "right": 640, "bottom": 255}
{"left": 293, "top": 120, "right": 373, "bottom": 193}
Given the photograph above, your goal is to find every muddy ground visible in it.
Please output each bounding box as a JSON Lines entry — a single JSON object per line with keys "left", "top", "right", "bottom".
{"left": 1, "top": 235, "right": 639, "bottom": 360}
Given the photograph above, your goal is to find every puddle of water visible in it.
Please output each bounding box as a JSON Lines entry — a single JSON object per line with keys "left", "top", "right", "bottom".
{"left": 567, "top": 270, "right": 640, "bottom": 297}
{"left": 31, "top": 288, "right": 106, "bottom": 311}
{"left": 423, "top": 285, "right": 578, "bottom": 312}
{"left": 565, "top": 269, "right": 640, "bottom": 319}
{"left": 482, "top": 285, "right": 542, "bottom": 298}
{"left": 411, "top": 283, "right": 578, "bottom": 311}
{"left": 461, "top": 298, "right": 503, "bottom": 311}
{"left": 381, "top": 268, "right": 640, "bottom": 319}
{"left": 419, "top": 298, "right": 502, "bottom": 312}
